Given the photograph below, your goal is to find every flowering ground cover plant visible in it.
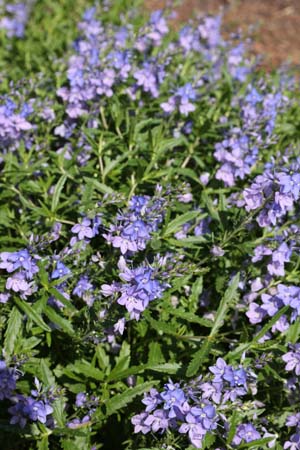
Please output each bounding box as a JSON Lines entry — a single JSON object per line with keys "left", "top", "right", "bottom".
{"left": 0, "top": 0, "right": 300, "bottom": 449}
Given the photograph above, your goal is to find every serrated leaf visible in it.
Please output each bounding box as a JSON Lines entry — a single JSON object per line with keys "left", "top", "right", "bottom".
{"left": 52, "top": 396, "right": 67, "bottom": 428}
{"left": 106, "top": 381, "right": 158, "bottom": 416}
{"left": 163, "top": 211, "right": 205, "bottom": 236}
{"left": 51, "top": 174, "right": 67, "bottom": 212}
{"left": 107, "top": 362, "right": 180, "bottom": 382}
{"left": 186, "top": 340, "right": 213, "bottom": 378}
{"left": 83, "top": 177, "right": 114, "bottom": 194}
{"left": 144, "top": 312, "right": 178, "bottom": 336}
{"left": 48, "top": 287, "right": 76, "bottom": 312}
{"left": 40, "top": 358, "right": 56, "bottom": 386}
{"left": 168, "top": 308, "right": 213, "bottom": 328}
{"left": 4, "top": 306, "right": 22, "bottom": 356}
{"left": 37, "top": 437, "right": 49, "bottom": 450}
{"left": 68, "top": 360, "right": 104, "bottom": 381}
{"left": 44, "top": 306, "right": 75, "bottom": 335}
{"left": 285, "top": 317, "right": 300, "bottom": 344}
{"left": 148, "top": 342, "right": 165, "bottom": 365}
{"left": 14, "top": 298, "right": 51, "bottom": 332}
{"left": 239, "top": 436, "right": 275, "bottom": 448}
{"left": 168, "top": 236, "right": 207, "bottom": 248}
{"left": 186, "top": 273, "right": 240, "bottom": 377}
{"left": 226, "top": 409, "right": 241, "bottom": 444}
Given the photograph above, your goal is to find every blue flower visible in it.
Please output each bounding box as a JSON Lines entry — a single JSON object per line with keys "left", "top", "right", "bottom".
{"left": 51, "top": 261, "right": 71, "bottom": 279}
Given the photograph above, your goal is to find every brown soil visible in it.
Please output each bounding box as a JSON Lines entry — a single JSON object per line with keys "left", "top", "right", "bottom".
{"left": 145, "top": 0, "right": 300, "bottom": 70}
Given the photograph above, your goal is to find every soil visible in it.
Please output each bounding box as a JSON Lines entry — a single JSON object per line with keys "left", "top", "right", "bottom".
{"left": 145, "top": 0, "right": 300, "bottom": 70}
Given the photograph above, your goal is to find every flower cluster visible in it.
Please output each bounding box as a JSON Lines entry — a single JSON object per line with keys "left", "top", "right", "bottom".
{"left": 214, "top": 86, "right": 287, "bottom": 187}
{"left": 101, "top": 255, "right": 167, "bottom": 321}
{"left": 0, "top": 1, "right": 31, "bottom": 38}
{"left": 236, "top": 159, "right": 300, "bottom": 228}
{"left": 0, "top": 248, "right": 39, "bottom": 298}
{"left": 132, "top": 359, "right": 267, "bottom": 448}
{"left": 103, "top": 193, "right": 166, "bottom": 254}
{"left": 0, "top": 362, "right": 54, "bottom": 429}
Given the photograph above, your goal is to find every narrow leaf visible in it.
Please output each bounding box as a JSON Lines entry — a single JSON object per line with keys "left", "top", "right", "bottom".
{"left": 163, "top": 211, "right": 205, "bottom": 236}
{"left": 51, "top": 174, "right": 67, "bottom": 212}
{"left": 186, "top": 273, "right": 240, "bottom": 377}
{"left": 14, "top": 298, "right": 51, "bottom": 332}
{"left": 106, "top": 381, "right": 158, "bottom": 416}
{"left": 44, "top": 306, "right": 75, "bottom": 335}
{"left": 4, "top": 307, "right": 22, "bottom": 356}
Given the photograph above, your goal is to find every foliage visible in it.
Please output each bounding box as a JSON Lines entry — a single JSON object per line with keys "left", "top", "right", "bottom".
{"left": 0, "top": 1, "right": 300, "bottom": 449}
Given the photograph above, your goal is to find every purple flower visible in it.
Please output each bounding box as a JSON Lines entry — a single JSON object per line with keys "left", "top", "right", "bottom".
{"left": 73, "top": 275, "right": 93, "bottom": 299}
{"left": 284, "top": 433, "right": 300, "bottom": 450}
{"left": 0, "top": 249, "right": 39, "bottom": 279}
{"left": 283, "top": 345, "right": 300, "bottom": 375}
{"left": 267, "top": 242, "right": 291, "bottom": 277}
{"left": 278, "top": 172, "right": 300, "bottom": 199}
{"left": 143, "top": 409, "right": 169, "bottom": 433}
{"left": 0, "top": 360, "right": 18, "bottom": 400}
{"left": 0, "top": 292, "right": 10, "bottom": 303}
{"left": 8, "top": 394, "right": 53, "bottom": 428}
{"left": 113, "top": 318, "right": 126, "bottom": 335}
{"left": 286, "top": 413, "right": 300, "bottom": 428}
{"left": 71, "top": 218, "right": 95, "bottom": 240}
{"left": 191, "top": 403, "right": 217, "bottom": 431}
{"left": 142, "top": 388, "right": 162, "bottom": 413}
{"left": 51, "top": 261, "right": 71, "bottom": 279}
{"left": 161, "top": 381, "right": 186, "bottom": 419}
{"left": 67, "top": 415, "right": 90, "bottom": 428}
{"left": 132, "top": 412, "right": 151, "bottom": 434}
{"left": 75, "top": 392, "right": 87, "bottom": 407}
{"left": 232, "top": 423, "right": 261, "bottom": 445}
{"left": 179, "top": 413, "right": 206, "bottom": 448}
{"left": 223, "top": 367, "right": 247, "bottom": 389}
{"left": 161, "top": 83, "right": 196, "bottom": 116}
{"left": 209, "top": 358, "right": 228, "bottom": 382}
{"left": 6, "top": 271, "right": 31, "bottom": 293}
{"left": 0, "top": 2, "right": 30, "bottom": 38}
{"left": 200, "top": 382, "right": 222, "bottom": 404}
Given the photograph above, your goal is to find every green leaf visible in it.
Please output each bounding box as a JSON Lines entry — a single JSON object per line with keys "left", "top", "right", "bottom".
{"left": 168, "top": 308, "right": 213, "bottom": 328}
{"left": 163, "top": 211, "right": 205, "bottom": 236}
{"left": 39, "top": 358, "right": 56, "bottom": 386}
{"left": 185, "top": 340, "right": 213, "bottom": 378}
{"left": 44, "top": 306, "right": 75, "bottom": 335}
{"left": 48, "top": 287, "right": 77, "bottom": 312}
{"left": 52, "top": 396, "right": 67, "bottom": 428}
{"left": 51, "top": 174, "right": 67, "bottom": 212}
{"left": 202, "top": 433, "right": 216, "bottom": 449}
{"left": 107, "top": 362, "right": 180, "bottom": 382}
{"left": 168, "top": 236, "right": 207, "bottom": 248}
{"left": 285, "top": 317, "right": 300, "bottom": 344}
{"left": 106, "top": 381, "right": 158, "bottom": 416}
{"left": 67, "top": 360, "right": 104, "bottom": 381}
{"left": 238, "top": 436, "right": 275, "bottom": 449}
{"left": 201, "top": 192, "right": 221, "bottom": 222}
{"left": 226, "top": 409, "right": 241, "bottom": 444}
{"left": 227, "top": 305, "right": 289, "bottom": 360}
{"left": 144, "top": 312, "right": 178, "bottom": 336}
{"left": 211, "top": 272, "right": 240, "bottom": 333}
{"left": 37, "top": 437, "right": 49, "bottom": 450}
{"left": 148, "top": 342, "right": 165, "bottom": 365}
{"left": 83, "top": 177, "right": 114, "bottom": 194}
{"left": 4, "top": 306, "right": 22, "bottom": 356}
{"left": 186, "top": 273, "right": 240, "bottom": 377}
{"left": 14, "top": 298, "right": 51, "bottom": 332}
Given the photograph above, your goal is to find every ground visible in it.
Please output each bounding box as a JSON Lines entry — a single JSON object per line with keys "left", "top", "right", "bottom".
{"left": 146, "top": 0, "right": 300, "bottom": 70}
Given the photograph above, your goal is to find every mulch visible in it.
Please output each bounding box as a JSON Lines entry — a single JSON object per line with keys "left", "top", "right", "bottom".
{"left": 145, "top": 0, "right": 300, "bottom": 70}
